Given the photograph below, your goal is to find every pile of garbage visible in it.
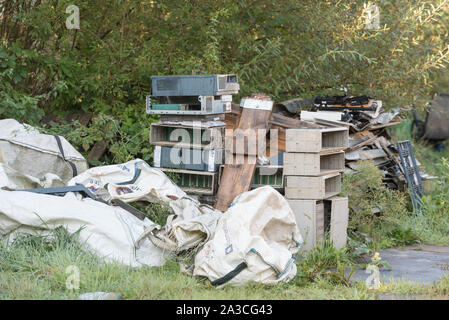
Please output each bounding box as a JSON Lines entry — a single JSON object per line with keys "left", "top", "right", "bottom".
{"left": 0, "top": 119, "right": 302, "bottom": 287}
{"left": 278, "top": 96, "right": 435, "bottom": 192}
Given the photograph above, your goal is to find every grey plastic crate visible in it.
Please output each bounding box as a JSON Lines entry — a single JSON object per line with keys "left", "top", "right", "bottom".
{"left": 218, "top": 165, "right": 284, "bottom": 190}
{"left": 159, "top": 168, "right": 218, "bottom": 196}
{"left": 149, "top": 122, "right": 225, "bottom": 150}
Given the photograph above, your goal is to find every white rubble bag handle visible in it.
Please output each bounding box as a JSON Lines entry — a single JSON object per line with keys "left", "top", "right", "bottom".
{"left": 211, "top": 248, "right": 296, "bottom": 286}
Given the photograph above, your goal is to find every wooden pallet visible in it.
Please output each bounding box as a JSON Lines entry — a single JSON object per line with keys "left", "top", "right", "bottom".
{"left": 288, "top": 196, "right": 349, "bottom": 251}
{"left": 324, "top": 196, "right": 349, "bottom": 249}
{"left": 285, "top": 127, "right": 348, "bottom": 153}
{"left": 287, "top": 199, "right": 324, "bottom": 251}
{"left": 285, "top": 173, "right": 341, "bottom": 200}
{"left": 283, "top": 151, "right": 345, "bottom": 176}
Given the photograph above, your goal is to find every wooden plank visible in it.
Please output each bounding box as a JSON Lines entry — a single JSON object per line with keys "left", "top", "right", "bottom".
{"left": 227, "top": 103, "right": 321, "bottom": 130}
{"left": 348, "top": 131, "right": 377, "bottom": 151}
{"left": 88, "top": 140, "right": 107, "bottom": 162}
{"left": 214, "top": 96, "right": 273, "bottom": 211}
{"left": 368, "top": 121, "right": 402, "bottom": 131}
{"left": 226, "top": 104, "right": 321, "bottom": 154}
{"left": 314, "top": 118, "right": 356, "bottom": 130}
{"left": 285, "top": 173, "right": 341, "bottom": 200}
{"left": 358, "top": 148, "right": 388, "bottom": 160}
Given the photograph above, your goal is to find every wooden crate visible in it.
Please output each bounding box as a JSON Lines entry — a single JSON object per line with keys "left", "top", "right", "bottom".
{"left": 324, "top": 196, "right": 349, "bottom": 249}
{"left": 288, "top": 200, "right": 324, "bottom": 251}
{"left": 283, "top": 151, "right": 345, "bottom": 176}
{"left": 285, "top": 173, "right": 341, "bottom": 199}
{"left": 150, "top": 122, "right": 225, "bottom": 150}
{"left": 285, "top": 127, "right": 348, "bottom": 153}
{"left": 159, "top": 168, "right": 218, "bottom": 195}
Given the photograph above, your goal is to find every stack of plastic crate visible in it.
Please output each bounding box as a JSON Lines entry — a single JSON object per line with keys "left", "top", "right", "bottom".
{"left": 283, "top": 127, "right": 350, "bottom": 251}
{"left": 147, "top": 74, "right": 239, "bottom": 201}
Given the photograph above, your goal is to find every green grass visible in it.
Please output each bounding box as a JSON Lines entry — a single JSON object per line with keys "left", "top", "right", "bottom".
{"left": 388, "top": 118, "right": 449, "bottom": 246}
{"left": 0, "top": 229, "right": 363, "bottom": 300}
{"left": 1, "top": 229, "right": 448, "bottom": 300}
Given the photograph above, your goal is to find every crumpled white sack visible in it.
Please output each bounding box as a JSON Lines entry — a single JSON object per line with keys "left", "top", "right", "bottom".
{"left": 0, "top": 119, "right": 88, "bottom": 183}
{"left": 0, "top": 163, "right": 64, "bottom": 190}
{"left": 0, "top": 189, "right": 168, "bottom": 267}
{"left": 69, "top": 159, "right": 222, "bottom": 253}
{"left": 193, "top": 186, "right": 303, "bottom": 286}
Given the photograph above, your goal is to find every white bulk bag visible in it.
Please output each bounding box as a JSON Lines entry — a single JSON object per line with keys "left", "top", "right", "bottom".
{"left": 69, "top": 159, "right": 221, "bottom": 253}
{"left": 0, "top": 119, "right": 88, "bottom": 183}
{"left": 193, "top": 186, "right": 303, "bottom": 286}
{"left": 0, "top": 190, "right": 167, "bottom": 267}
{"left": 0, "top": 163, "right": 64, "bottom": 190}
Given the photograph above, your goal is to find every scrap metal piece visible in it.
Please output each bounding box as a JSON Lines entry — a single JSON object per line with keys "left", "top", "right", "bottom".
{"left": 315, "top": 95, "right": 377, "bottom": 111}
{"left": 397, "top": 141, "right": 425, "bottom": 209}
{"left": 19, "top": 184, "right": 147, "bottom": 220}
{"left": 273, "top": 97, "right": 315, "bottom": 114}
{"left": 20, "top": 183, "right": 100, "bottom": 200}
{"left": 110, "top": 199, "right": 146, "bottom": 221}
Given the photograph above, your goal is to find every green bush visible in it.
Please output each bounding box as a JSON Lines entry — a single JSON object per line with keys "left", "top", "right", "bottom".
{"left": 341, "top": 161, "right": 409, "bottom": 236}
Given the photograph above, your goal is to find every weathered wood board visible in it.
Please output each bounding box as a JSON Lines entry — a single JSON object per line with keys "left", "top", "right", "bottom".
{"left": 214, "top": 97, "right": 273, "bottom": 211}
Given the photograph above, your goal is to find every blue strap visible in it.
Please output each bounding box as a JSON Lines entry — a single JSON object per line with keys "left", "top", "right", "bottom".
{"left": 211, "top": 262, "right": 248, "bottom": 286}
{"left": 54, "top": 135, "right": 78, "bottom": 177}
{"left": 211, "top": 249, "right": 296, "bottom": 286}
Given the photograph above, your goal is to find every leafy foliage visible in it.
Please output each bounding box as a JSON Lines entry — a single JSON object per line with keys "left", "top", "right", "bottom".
{"left": 1, "top": 0, "right": 449, "bottom": 164}
{"left": 341, "top": 161, "right": 418, "bottom": 248}
{"left": 295, "top": 240, "right": 355, "bottom": 286}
